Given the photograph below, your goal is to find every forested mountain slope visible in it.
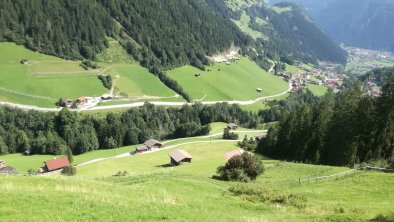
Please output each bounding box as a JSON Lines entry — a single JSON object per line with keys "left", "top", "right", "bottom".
{"left": 244, "top": 2, "right": 348, "bottom": 65}
{"left": 0, "top": 0, "right": 347, "bottom": 68}
{"left": 268, "top": 0, "right": 394, "bottom": 52}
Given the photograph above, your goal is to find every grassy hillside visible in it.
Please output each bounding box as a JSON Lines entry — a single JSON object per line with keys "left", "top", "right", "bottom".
{"left": 0, "top": 42, "right": 107, "bottom": 107}
{"left": 0, "top": 140, "right": 392, "bottom": 221}
{"left": 110, "top": 64, "right": 178, "bottom": 99}
{"left": 0, "top": 42, "right": 183, "bottom": 107}
{"left": 167, "top": 57, "right": 288, "bottom": 101}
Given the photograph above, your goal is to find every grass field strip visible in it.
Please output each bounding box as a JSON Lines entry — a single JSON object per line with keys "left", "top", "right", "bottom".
{"left": 163, "top": 130, "right": 267, "bottom": 144}
{"left": 30, "top": 70, "right": 100, "bottom": 75}
{"left": 291, "top": 166, "right": 392, "bottom": 186}
{"left": 0, "top": 86, "right": 53, "bottom": 99}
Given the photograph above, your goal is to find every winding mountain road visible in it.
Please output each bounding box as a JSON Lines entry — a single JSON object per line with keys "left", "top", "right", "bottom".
{"left": 0, "top": 82, "right": 291, "bottom": 112}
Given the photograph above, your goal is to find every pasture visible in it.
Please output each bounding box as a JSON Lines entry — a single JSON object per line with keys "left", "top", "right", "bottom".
{"left": 0, "top": 42, "right": 107, "bottom": 107}
{"left": 0, "top": 139, "right": 392, "bottom": 221}
{"left": 167, "top": 57, "right": 289, "bottom": 101}
{"left": 108, "top": 64, "right": 178, "bottom": 99}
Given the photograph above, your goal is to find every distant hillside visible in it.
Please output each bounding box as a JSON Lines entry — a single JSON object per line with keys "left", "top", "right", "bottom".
{"left": 221, "top": 1, "right": 347, "bottom": 65}
{"left": 268, "top": 0, "right": 394, "bottom": 52}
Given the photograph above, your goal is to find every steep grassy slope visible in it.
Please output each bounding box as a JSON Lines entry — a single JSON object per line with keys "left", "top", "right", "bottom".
{"left": 167, "top": 57, "right": 288, "bottom": 101}
{"left": 0, "top": 42, "right": 107, "bottom": 107}
{"left": 0, "top": 140, "right": 392, "bottom": 221}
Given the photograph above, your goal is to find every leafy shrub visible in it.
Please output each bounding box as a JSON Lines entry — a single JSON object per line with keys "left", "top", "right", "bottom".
{"left": 237, "top": 135, "right": 257, "bottom": 151}
{"left": 217, "top": 152, "right": 264, "bottom": 182}
{"left": 61, "top": 166, "right": 77, "bottom": 176}
{"left": 223, "top": 128, "right": 239, "bottom": 140}
{"left": 370, "top": 214, "right": 394, "bottom": 222}
{"left": 98, "top": 74, "right": 113, "bottom": 89}
{"left": 113, "top": 171, "right": 129, "bottom": 177}
{"left": 81, "top": 60, "right": 100, "bottom": 70}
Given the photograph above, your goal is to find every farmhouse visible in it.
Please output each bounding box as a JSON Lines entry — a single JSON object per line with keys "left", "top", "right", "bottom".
{"left": 224, "top": 149, "right": 244, "bottom": 161}
{"left": 227, "top": 123, "right": 238, "bottom": 130}
{"left": 62, "top": 98, "right": 73, "bottom": 107}
{"left": 135, "top": 139, "right": 163, "bottom": 153}
{"left": 77, "top": 96, "right": 87, "bottom": 103}
{"left": 41, "top": 157, "right": 70, "bottom": 172}
{"left": 168, "top": 149, "right": 192, "bottom": 165}
{"left": 0, "top": 160, "right": 16, "bottom": 174}
{"left": 256, "top": 88, "right": 262, "bottom": 92}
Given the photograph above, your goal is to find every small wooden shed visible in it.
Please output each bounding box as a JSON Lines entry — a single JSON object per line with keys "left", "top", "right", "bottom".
{"left": 168, "top": 150, "right": 192, "bottom": 165}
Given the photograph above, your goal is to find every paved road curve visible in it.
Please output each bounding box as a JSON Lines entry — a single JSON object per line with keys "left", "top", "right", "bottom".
{"left": 0, "top": 82, "right": 291, "bottom": 112}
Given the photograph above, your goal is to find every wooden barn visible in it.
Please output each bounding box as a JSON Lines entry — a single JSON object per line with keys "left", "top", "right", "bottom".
{"left": 41, "top": 157, "right": 70, "bottom": 173}
{"left": 135, "top": 139, "right": 163, "bottom": 153}
{"left": 168, "top": 150, "right": 192, "bottom": 165}
{"left": 227, "top": 123, "right": 238, "bottom": 130}
{"left": 0, "top": 160, "right": 16, "bottom": 174}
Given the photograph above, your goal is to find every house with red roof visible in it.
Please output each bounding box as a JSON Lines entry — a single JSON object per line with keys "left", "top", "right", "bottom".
{"left": 41, "top": 157, "right": 71, "bottom": 173}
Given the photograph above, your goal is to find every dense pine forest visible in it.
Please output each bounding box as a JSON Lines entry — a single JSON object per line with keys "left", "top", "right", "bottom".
{"left": 0, "top": 103, "right": 259, "bottom": 155}
{"left": 0, "top": 0, "right": 347, "bottom": 68}
{"left": 257, "top": 68, "right": 394, "bottom": 166}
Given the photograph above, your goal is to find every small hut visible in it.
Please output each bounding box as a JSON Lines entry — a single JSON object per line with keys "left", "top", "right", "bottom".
{"left": 168, "top": 150, "right": 192, "bottom": 165}
{"left": 135, "top": 139, "right": 163, "bottom": 153}
{"left": 256, "top": 88, "right": 263, "bottom": 92}
{"left": 20, "top": 59, "right": 28, "bottom": 65}
{"left": 227, "top": 123, "right": 238, "bottom": 130}
{"left": 0, "top": 160, "right": 16, "bottom": 174}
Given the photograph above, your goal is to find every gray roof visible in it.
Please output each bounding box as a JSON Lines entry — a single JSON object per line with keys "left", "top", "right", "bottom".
{"left": 136, "top": 145, "right": 149, "bottom": 151}
{"left": 227, "top": 123, "right": 237, "bottom": 128}
{"left": 144, "top": 139, "right": 162, "bottom": 148}
{"left": 168, "top": 150, "right": 192, "bottom": 163}
{"left": 0, "top": 166, "right": 16, "bottom": 174}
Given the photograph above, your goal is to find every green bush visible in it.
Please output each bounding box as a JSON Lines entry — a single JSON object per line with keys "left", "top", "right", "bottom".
{"left": 217, "top": 152, "right": 264, "bottom": 182}
{"left": 223, "top": 128, "right": 239, "bottom": 140}
{"left": 61, "top": 166, "right": 77, "bottom": 176}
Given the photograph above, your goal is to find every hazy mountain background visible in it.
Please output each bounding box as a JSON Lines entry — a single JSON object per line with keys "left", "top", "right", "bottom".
{"left": 267, "top": 0, "right": 394, "bottom": 52}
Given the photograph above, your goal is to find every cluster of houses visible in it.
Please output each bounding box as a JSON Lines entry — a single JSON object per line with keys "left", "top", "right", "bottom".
{"left": 60, "top": 95, "right": 111, "bottom": 108}
{"left": 365, "top": 79, "right": 382, "bottom": 97}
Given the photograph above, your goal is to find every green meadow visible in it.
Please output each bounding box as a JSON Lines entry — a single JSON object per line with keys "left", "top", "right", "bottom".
{"left": 109, "top": 64, "right": 178, "bottom": 98}
{"left": 0, "top": 42, "right": 107, "bottom": 107}
{"left": 0, "top": 140, "right": 392, "bottom": 221}
{"left": 167, "top": 57, "right": 289, "bottom": 101}
{"left": 0, "top": 42, "right": 179, "bottom": 108}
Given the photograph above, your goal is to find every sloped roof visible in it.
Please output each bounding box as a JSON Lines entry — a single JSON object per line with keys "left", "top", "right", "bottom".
{"left": 224, "top": 149, "right": 244, "bottom": 161}
{"left": 168, "top": 150, "right": 192, "bottom": 163}
{"left": 227, "top": 123, "right": 237, "bottom": 128}
{"left": 45, "top": 157, "right": 70, "bottom": 171}
{"left": 136, "top": 145, "right": 149, "bottom": 151}
{"left": 144, "top": 139, "right": 162, "bottom": 148}
{"left": 0, "top": 166, "right": 16, "bottom": 174}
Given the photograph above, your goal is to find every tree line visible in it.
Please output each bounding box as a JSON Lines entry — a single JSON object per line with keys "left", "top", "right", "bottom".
{"left": 257, "top": 69, "right": 394, "bottom": 166}
{"left": 0, "top": 103, "right": 259, "bottom": 156}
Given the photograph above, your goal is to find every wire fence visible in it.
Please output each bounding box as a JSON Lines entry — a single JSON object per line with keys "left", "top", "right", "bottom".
{"left": 289, "top": 166, "right": 393, "bottom": 187}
